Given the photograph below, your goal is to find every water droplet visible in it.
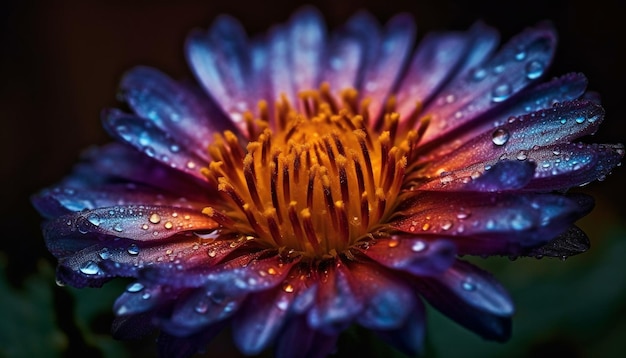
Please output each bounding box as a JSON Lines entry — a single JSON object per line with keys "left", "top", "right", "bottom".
{"left": 471, "top": 67, "right": 487, "bottom": 81}
{"left": 388, "top": 239, "right": 399, "bottom": 248}
{"left": 195, "top": 300, "right": 208, "bottom": 314}
{"left": 79, "top": 261, "right": 100, "bottom": 275}
{"left": 87, "top": 213, "right": 101, "bottom": 226}
{"left": 127, "top": 244, "right": 140, "bottom": 255}
{"left": 283, "top": 283, "right": 294, "bottom": 293}
{"left": 207, "top": 249, "right": 217, "bottom": 258}
{"left": 456, "top": 211, "right": 470, "bottom": 220}
{"left": 491, "top": 83, "right": 512, "bottom": 102}
{"left": 461, "top": 278, "right": 477, "bottom": 291}
{"left": 98, "top": 248, "right": 111, "bottom": 260}
{"left": 276, "top": 297, "right": 289, "bottom": 310}
{"left": 141, "top": 292, "right": 151, "bottom": 300}
{"left": 575, "top": 117, "right": 585, "bottom": 124}
{"left": 186, "top": 161, "right": 196, "bottom": 169}
{"left": 445, "top": 94, "right": 456, "bottom": 104}
{"left": 126, "top": 282, "right": 144, "bottom": 293}
{"left": 514, "top": 48, "right": 527, "bottom": 61}
{"left": 441, "top": 221, "right": 453, "bottom": 231}
{"left": 267, "top": 267, "right": 278, "bottom": 275}
{"left": 411, "top": 241, "right": 427, "bottom": 252}
{"left": 516, "top": 150, "right": 528, "bottom": 161}
{"left": 141, "top": 224, "right": 149, "bottom": 230}
{"left": 491, "top": 128, "right": 510, "bottom": 146}
{"left": 149, "top": 213, "right": 161, "bottom": 224}
{"left": 525, "top": 60, "right": 544, "bottom": 79}
{"left": 164, "top": 221, "right": 173, "bottom": 230}
{"left": 112, "top": 223, "right": 124, "bottom": 232}
{"left": 169, "top": 144, "right": 180, "bottom": 153}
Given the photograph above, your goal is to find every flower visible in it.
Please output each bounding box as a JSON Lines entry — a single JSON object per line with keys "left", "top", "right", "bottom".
{"left": 32, "top": 5, "right": 623, "bottom": 358}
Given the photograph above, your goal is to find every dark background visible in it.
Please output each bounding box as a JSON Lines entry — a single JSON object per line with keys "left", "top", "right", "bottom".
{"left": 1, "top": 0, "right": 625, "bottom": 357}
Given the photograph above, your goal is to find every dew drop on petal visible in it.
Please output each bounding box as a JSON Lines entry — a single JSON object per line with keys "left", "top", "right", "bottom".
{"left": 195, "top": 300, "right": 209, "bottom": 314}
{"left": 441, "top": 221, "right": 453, "bottom": 231}
{"left": 126, "top": 282, "right": 144, "bottom": 293}
{"left": 98, "top": 248, "right": 111, "bottom": 260}
{"left": 149, "top": 213, "right": 161, "bottom": 224}
{"left": 79, "top": 261, "right": 100, "bottom": 275}
{"left": 164, "top": 221, "right": 173, "bottom": 230}
{"left": 491, "top": 128, "right": 510, "bottom": 146}
{"left": 141, "top": 224, "right": 149, "bottom": 230}
{"left": 491, "top": 83, "right": 512, "bottom": 102}
{"left": 525, "top": 60, "right": 544, "bottom": 79}
{"left": 87, "top": 213, "right": 101, "bottom": 226}
{"left": 470, "top": 67, "right": 487, "bottom": 81}
{"left": 516, "top": 150, "right": 528, "bottom": 161}
{"left": 411, "top": 241, "right": 427, "bottom": 252}
{"left": 575, "top": 117, "right": 585, "bottom": 124}
{"left": 283, "top": 283, "right": 295, "bottom": 293}
{"left": 461, "top": 277, "right": 477, "bottom": 291}
{"left": 127, "top": 244, "right": 140, "bottom": 255}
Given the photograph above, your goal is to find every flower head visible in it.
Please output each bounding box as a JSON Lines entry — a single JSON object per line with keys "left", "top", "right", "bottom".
{"left": 32, "top": 6, "right": 623, "bottom": 357}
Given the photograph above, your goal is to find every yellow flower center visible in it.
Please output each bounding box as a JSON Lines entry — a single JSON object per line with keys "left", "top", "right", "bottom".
{"left": 202, "top": 83, "right": 426, "bottom": 258}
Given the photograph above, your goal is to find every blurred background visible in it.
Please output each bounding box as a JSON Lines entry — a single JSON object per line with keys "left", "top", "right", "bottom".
{"left": 1, "top": 0, "right": 624, "bottom": 357}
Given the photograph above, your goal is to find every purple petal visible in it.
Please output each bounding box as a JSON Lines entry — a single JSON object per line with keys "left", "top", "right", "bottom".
{"left": 102, "top": 109, "right": 210, "bottom": 182}
{"left": 417, "top": 159, "right": 536, "bottom": 192}
{"left": 307, "top": 260, "right": 362, "bottom": 334}
{"left": 416, "top": 260, "right": 513, "bottom": 341}
{"left": 275, "top": 315, "right": 338, "bottom": 358}
{"left": 163, "top": 287, "right": 246, "bottom": 336}
{"left": 232, "top": 287, "right": 291, "bottom": 355}
{"left": 32, "top": 184, "right": 206, "bottom": 218}
{"left": 358, "top": 13, "right": 416, "bottom": 126}
{"left": 349, "top": 262, "right": 415, "bottom": 329}
{"left": 420, "top": 100, "right": 604, "bottom": 178}
{"left": 356, "top": 236, "right": 456, "bottom": 276}
{"left": 421, "top": 22, "right": 557, "bottom": 145}
{"left": 393, "top": 192, "right": 593, "bottom": 256}
{"left": 119, "top": 66, "right": 237, "bottom": 160}
{"left": 43, "top": 205, "right": 217, "bottom": 244}
{"left": 185, "top": 15, "right": 255, "bottom": 132}
{"left": 288, "top": 6, "right": 326, "bottom": 94}
{"left": 156, "top": 322, "right": 226, "bottom": 358}
{"left": 114, "top": 283, "right": 168, "bottom": 316}
{"left": 322, "top": 25, "right": 364, "bottom": 93}
{"left": 57, "top": 143, "right": 209, "bottom": 196}
{"left": 524, "top": 142, "right": 624, "bottom": 190}
{"left": 396, "top": 22, "right": 499, "bottom": 125}
{"left": 374, "top": 302, "right": 426, "bottom": 357}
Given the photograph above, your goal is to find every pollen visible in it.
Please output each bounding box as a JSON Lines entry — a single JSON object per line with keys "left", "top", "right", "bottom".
{"left": 202, "top": 83, "right": 428, "bottom": 258}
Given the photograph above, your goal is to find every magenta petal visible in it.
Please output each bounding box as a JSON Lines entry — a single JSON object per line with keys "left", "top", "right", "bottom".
{"left": 322, "top": 25, "right": 364, "bottom": 94}
{"left": 349, "top": 262, "right": 415, "bottom": 329}
{"left": 357, "top": 237, "right": 456, "bottom": 276}
{"left": 416, "top": 260, "right": 513, "bottom": 341}
{"left": 102, "top": 109, "right": 210, "bottom": 182}
{"left": 307, "top": 260, "right": 362, "bottom": 334}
